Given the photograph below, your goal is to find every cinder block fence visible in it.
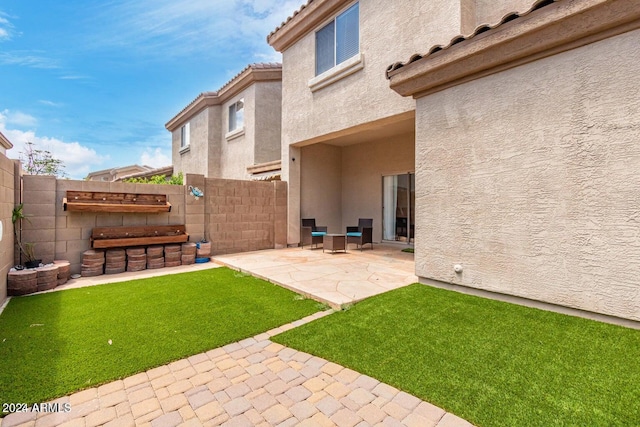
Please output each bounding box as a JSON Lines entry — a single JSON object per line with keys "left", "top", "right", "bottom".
{"left": 1, "top": 171, "right": 287, "bottom": 304}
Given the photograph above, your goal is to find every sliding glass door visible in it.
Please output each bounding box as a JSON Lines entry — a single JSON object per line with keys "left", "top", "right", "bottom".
{"left": 382, "top": 173, "right": 415, "bottom": 243}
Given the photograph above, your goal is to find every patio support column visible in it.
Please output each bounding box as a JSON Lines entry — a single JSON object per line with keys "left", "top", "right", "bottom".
{"left": 284, "top": 145, "right": 301, "bottom": 246}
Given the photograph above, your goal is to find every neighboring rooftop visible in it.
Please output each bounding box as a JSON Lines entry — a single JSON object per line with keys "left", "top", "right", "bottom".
{"left": 115, "top": 165, "right": 174, "bottom": 182}
{"left": 0, "top": 131, "right": 13, "bottom": 151}
{"left": 85, "top": 164, "right": 153, "bottom": 181}
{"left": 166, "top": 63, "right": 282, "bottom": 131}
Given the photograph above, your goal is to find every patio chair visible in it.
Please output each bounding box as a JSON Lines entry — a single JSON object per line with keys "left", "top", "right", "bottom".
{"left": 346, "top": 218, "right": 373, "bottom": 250}
{"left": 300, "top": 218, "right": 327, "bottom": 249}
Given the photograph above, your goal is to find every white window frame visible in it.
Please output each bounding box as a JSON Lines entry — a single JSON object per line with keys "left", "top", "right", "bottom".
{"left": 180, "top": 122, "right": 190, "bottom": 151}
{"left": 228, "top": 98, "right": 244, "bottom": 133}
{"left": 314, "top": 2, "right": 359, "bottom": 77}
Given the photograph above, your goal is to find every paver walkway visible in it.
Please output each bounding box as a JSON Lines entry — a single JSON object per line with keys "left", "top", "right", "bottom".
{"left": 1, "top": 311, "right": 474, "bottom": 427}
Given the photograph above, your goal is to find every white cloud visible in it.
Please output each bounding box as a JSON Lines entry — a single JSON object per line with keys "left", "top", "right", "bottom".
{"left": 0, "top": 110, "right": 108, "bottom": 179}
{"left": 140, "top": 147, "right": 171, "bottom": 168}
{"left": 59, "top": 75, "right": 89, "bottom": 80}
{"left": 0, "top": 12, "right": 13, "bottom": 41}
{"left": 38, "top": 100, "right": 63, "bottom": 107}
{"left": 0, "top": 51, "right": 60, "bottom": 69}
{"left": 1, "top": 109, "right": 37, "bottom": 127}
{"left": 91, "top": 0, "right": 302, "bottom": 60}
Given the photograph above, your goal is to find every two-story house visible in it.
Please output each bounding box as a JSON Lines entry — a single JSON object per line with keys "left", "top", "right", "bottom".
{"left": 166, "top": 63, "right": 283, "bottom": 181}
{"left": 269, "top": 0, "right": 640, "bottom": 322}
{"left": 267, "top": 0, "right": 536, "bottom": 248}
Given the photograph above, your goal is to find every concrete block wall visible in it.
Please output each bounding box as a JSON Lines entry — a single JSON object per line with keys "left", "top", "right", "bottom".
{"left": 21, "top": 175, "right": 56, "bottom": 266}
{"left": 20, "top": 177, "right": 187, "bottom": 275}
{"left": 0, "top": 156, "right": 17, "bottom": 305}
{"left": 16, "top": 173, "right": 286, "bottom": 276}
{"left": 185, "top": 174, "right": 206, "bottom": 242}
{"left": 204, "top": 177, "right": 287, "bottom": 255}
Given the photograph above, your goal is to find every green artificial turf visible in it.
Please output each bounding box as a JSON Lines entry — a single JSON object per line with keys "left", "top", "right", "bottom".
{"left": 273, "top": 284, "right": 640, "bottom": 427}
{"left": 0, "top": 267, "right": 323, "bottom": 407}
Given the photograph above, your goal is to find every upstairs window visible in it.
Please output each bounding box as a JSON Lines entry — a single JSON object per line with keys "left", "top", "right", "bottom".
{"left": 180, "top": 122, "right": 190, "bottom": 148}
{"left": 229, "top": 98, "right": 244, "bottom": 132}
{"left": 315, "top": 2, "right": 359, "bottom": 76}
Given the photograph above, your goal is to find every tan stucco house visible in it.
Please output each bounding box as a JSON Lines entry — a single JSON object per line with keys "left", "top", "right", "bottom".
{"left": 385, "top": 0, "right": 640, "bottom": 321}
{"left": 85, "top": 164, "right": 153, "bottom": 182}
{"left": 267, "top": 0, "right": 526, "bottom": 247}
{"left": 269, "top": 0, "right": 640, "bottom": 322}
{"left": 166, "top": 63, "right": 282, "bottom": 181}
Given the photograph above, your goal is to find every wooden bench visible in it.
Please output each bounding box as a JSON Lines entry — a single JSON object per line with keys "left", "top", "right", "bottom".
{"left": 64, "top": 191, "right": 171, "bottom": 213}
{"left": 91, "top": 225, "right": 189, "bottom": 249}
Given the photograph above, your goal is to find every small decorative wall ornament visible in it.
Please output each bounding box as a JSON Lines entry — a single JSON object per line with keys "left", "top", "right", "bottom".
{"left": 188, "top": 185, "right": 204, "bottom": 200}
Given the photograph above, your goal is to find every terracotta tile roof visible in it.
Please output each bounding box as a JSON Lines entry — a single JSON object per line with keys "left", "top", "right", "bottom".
{"left": 170, "top": 91, "right": 218, "bottom": 124}
{"left": 171, "top": 63, "right": 282, "bottom": 123}
{"left": 267, "top": 1, "right": 315, "bottom": 42}
{"left": 216, "top": 62, "right": 282, "bottom": 93}
{"left": 165, "top": 63, "right": 281, "bottom": 130}
{"left": 386, "top": 0, "right": 556, "bottom": 78}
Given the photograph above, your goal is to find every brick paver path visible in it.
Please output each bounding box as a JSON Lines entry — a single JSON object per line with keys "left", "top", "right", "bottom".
{"left": 1, "top": 311, "right": 474, "bottom": 427}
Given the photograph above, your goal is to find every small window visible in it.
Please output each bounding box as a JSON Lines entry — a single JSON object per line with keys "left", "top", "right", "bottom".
{"left": 229, "top": 98, "right": 244, "bottom": 132}
{"left": 315, "top": 2, "right": 359, "bottom": 76}
{"left": 180, "top": 123, "right": 190, "bottom": 148}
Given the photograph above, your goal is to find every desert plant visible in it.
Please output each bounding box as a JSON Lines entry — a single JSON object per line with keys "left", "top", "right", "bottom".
{"left": 12, "top": 204, "right": 37, "bottom": 265}
{"left": 123, "top": 172, "right": 183, "bottom": 185}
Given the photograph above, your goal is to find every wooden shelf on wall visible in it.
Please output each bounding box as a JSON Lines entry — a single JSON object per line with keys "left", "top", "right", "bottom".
{"left": 63, "top": 191, "right": 171, "bottom": 213}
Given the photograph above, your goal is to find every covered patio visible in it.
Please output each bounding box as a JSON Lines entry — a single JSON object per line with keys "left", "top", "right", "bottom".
{"left": 214, "top": 243, "right": 417, "bottom": 308}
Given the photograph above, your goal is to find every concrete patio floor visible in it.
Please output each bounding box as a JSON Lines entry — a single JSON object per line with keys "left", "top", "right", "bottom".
{"left": 213, "top": 243, "right": 418, "bottom": 309}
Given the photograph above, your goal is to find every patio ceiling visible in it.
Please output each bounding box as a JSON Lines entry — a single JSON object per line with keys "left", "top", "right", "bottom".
{"left": 293, "top": 110, "right": 415, "bottom": 148}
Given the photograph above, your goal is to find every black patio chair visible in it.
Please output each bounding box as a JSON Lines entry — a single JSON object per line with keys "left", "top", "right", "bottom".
{"left": 300, "top": 218, "right": 327, "bottom": 249}
{"left": 346, "top": 218, "right": 373, "bottom": 250}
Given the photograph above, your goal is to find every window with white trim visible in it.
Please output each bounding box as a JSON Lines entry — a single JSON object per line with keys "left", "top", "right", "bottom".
{"left": 180, "top": 122, "right": 190, "bottom": 148}
{"left": 228, "top": 98, "right": 244, "bottom": 132}
{"left": 315, "top": 2, "right": 359, "bottom": 76}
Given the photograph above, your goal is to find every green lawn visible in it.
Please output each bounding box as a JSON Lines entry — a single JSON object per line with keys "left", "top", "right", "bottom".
{"left": 273, "top": 284, "right": 640, "bottom": 427}
{"left": 0, "top": 267, "right": 323, "bottom": 407}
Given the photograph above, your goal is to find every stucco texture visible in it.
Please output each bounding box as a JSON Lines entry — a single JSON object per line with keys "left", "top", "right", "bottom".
{"left": 173, "top": 107, "right": 219, "bottom": 178}
{"left": 280, "top": 0, "right": 455, "bottom": 243}
{"left": 0, "top": 155, "right": 16, "bottom": 305}
{"left": 280, "top": 0, "right": 462, "bottom": 147}
{"left": 474, "top": 0, "right": 534, "bottom": 26}
{"left": 414, "top": 30, "right": 640, "bottom": 320}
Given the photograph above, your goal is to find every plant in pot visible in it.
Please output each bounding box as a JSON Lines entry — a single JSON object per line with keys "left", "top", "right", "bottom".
{"left": 12, "top": 204, "right": 41, "bottom": 269}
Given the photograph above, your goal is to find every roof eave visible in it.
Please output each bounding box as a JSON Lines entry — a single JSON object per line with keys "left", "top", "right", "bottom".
{"left": 165, "top": 64, "right": 282, "bottom": 131}
{"left": 0, "top": 131, "right": 13, "bottom": 150}
{"left": 165, "top": 92, "right": 219, "bottom": 131}
{"left": 388, "top": 0, "right": 640, "bottom": 99}
{"left": 267, "top": 0, "right": 350, "bottom": 52}
{"left": 218, "top": 67, "right": 282, "bottom": 103}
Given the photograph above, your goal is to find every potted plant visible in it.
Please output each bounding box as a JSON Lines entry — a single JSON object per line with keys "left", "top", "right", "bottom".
{"left": 12, "top": 204, "right": 41, "bottom": 269}
{"left": 23, "top": 243, "right": 41, "bottom": 269}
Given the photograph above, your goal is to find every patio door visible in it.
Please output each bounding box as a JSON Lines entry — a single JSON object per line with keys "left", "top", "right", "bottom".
{"left": 382, "top": 173, "right": 415, "bottom": 243}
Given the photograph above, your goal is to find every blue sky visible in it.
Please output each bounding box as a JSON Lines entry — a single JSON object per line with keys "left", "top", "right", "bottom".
{"left": 0, "top": 0, "right": 301, "bottom": 179}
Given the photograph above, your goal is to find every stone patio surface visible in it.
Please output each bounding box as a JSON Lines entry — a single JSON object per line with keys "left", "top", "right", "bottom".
{"left": 1, "top": 310, "right": 474, "bottom": 427}
{"left": 213, "top": 244, "right": 418, "bottom": 308}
